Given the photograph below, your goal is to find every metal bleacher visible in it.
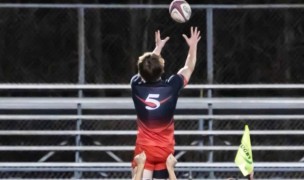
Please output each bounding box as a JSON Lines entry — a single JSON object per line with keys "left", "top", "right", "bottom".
{"left": 0, "top": 84, "right": 304, "bottom": 179}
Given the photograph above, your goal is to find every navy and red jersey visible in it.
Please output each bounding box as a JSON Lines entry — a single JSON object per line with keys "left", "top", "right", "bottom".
{"left": 130, "top": 74, "right": 187, "bottom": 147}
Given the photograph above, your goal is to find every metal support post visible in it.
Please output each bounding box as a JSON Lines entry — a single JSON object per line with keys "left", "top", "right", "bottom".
{"left": 206, "top": 8, "right": 215, "bottom": 179}
{"left": 199, "top": 89, "right": 205, "bottom": 155}
{"left": 75, "top": 7, "right": 85, "bottom": 179}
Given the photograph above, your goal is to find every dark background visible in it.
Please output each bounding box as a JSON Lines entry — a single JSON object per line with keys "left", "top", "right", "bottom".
{"left": 1, "top": 0, "right": 304, "bottom": 97}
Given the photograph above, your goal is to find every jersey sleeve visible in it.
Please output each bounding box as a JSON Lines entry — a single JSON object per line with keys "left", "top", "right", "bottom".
{"left": 130, "top": 74, "right": 142, "bottom": 86}
{"left": 167, "top": 74, "right": 188, "bottom": 92}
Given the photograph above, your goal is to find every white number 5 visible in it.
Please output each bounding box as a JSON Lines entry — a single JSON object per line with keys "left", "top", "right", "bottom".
{"left": 145, "top": 94, "right": 160, "bottom": 110}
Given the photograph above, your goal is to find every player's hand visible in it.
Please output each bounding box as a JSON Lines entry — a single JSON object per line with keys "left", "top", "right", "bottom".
{"left": 134, "top": 151, "right": 146, "bottom": 166}
{"left": 155, "top": 30, "right": 170, "bottom": 49}
{"left": 182, "top": 26, "right": 201, "bottom": 47}
{"left": 166, "top": 154, "right": 177, "bottom": 169}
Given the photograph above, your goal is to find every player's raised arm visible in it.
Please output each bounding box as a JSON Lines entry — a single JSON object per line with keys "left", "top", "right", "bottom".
{"left": 178, "top": 26, "right": 201, "bottom": 82}
{"left": 152, "top": 30, "right": 170, "bottom": 56}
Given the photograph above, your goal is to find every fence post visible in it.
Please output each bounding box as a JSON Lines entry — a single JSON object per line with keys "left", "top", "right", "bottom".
{"left": 75, "top": 7, "right": 85, "bottom": 179}
{"left": 206, "top": 7, "right": 215, "bottom": 179}
{"left": 199, "top": 90, "right": 205, "bottom": 162}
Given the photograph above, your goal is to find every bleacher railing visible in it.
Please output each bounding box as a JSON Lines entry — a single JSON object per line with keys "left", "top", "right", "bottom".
{"left": 0, "top": 84, "right": 304, "bottom": 179}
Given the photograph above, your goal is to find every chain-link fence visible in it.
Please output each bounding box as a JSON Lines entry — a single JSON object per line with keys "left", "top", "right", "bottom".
{"left": 214, "top": 8, "right": 304, "bottom": 84}
{"left": 0, "top": 6, "right": 207, "bottom": 85}
{"left": 0, "top": 8, "right": 78, "bottom": 83}
{"left": 84, "top": 8, "right": 207, "bottom": 85}
{"left": 1, "top": 6, "right": 304, "bottom": 86}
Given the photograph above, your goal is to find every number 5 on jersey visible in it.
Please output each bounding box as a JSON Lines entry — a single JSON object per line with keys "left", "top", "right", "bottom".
{"left": 136, "top": 93, "right": 172, "bottom": 110}
{"left": 145, "top": 94, "right": 160, "bottom": 110}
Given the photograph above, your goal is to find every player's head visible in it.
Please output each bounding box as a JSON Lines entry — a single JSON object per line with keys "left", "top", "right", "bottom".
{"left": 138, "top": 52, "right": 164, "bottom": 82}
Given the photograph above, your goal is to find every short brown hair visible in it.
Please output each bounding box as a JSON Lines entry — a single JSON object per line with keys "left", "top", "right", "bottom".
{"left": 137, "top": 52, "right": 165, "bottom": 82}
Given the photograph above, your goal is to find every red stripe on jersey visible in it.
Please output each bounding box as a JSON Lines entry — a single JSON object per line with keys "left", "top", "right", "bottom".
{"left": 159, "top": 96, "right": 172, "bottom": 104}
{"left": 135, "top": 95, "right": 156, "bottom": 108}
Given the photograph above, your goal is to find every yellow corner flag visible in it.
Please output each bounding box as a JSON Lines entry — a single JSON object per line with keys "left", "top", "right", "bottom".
{"left": 234, "top": 125, "right": 254, "bottom": 176}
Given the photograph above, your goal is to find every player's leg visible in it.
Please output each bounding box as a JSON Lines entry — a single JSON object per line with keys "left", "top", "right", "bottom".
{"left": 142, "top": 169, "right": 153, "bottom": 180}
{"left": 132, "top": 167, "right": 153, "bottom": 180}
{"left": 153, "top": 160, "right": 170, "bottom": 180}
{"left": 153, "top": 169, "right": 169, "bottom": 180}
{"left": 152, "top": 146, "right": 174, "bottom": 180}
